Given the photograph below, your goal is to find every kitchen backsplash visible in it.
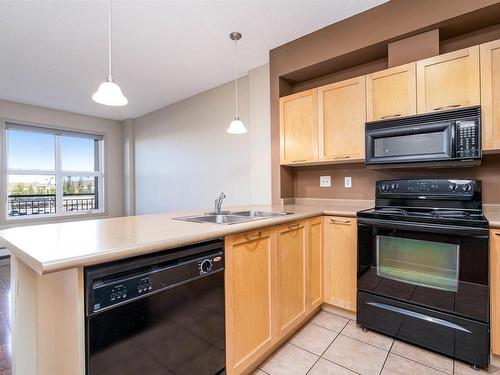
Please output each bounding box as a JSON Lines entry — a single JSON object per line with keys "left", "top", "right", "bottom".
{"left": 292, "top": 154, "right": 500, "bottom": 203}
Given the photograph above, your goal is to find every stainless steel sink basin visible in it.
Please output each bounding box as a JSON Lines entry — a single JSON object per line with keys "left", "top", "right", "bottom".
{"left": 231, "top": 210, "right": 293, "bottom": 218}
{"left": 174, "top": 210, "right": 293, "bottom": 225}
{"left": 174, "top": 214, "right": 255, "bottom": 225}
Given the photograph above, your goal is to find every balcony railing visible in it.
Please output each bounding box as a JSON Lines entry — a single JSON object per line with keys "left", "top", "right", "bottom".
{"left": 8, "top": 193, "right": 96, "bottom": 216}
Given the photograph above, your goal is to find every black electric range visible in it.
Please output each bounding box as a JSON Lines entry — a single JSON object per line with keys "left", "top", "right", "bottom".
{"left": 356, "top": 179, "right": 490, "bottom": 369}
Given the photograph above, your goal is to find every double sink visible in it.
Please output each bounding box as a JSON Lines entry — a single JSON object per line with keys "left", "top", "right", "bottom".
{"left": 175, "top": 210, "right": 293, "bottom": 225}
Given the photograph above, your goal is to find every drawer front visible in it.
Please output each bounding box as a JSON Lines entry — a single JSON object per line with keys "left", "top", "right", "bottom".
{"left": 357, "top": 291, "right": 489, "bottom": 367}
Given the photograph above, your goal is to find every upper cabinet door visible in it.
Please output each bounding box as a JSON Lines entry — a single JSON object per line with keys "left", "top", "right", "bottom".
{"left": 366, "top": 63, "right": 416, "bottom": 121}
{"left": 480, "top": 40, "right": 500, "bottom": 152}
{"left": 417, "top": 46, "right": 480, "bottom": 113}
{"left": 319, "top": 77, "right": 366, "bottom": 161}
{"left": 279, "top": 89, "right": 319, "bottom": 164}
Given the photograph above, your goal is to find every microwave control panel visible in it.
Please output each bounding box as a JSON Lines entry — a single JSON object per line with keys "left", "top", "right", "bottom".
{"left": 456, "top": 120, "right": 480, "bottom": 159}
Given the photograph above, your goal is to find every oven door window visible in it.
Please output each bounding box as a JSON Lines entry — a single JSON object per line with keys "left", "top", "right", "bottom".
{"left": 376, "top": 235, "right": 459, "bottom": 292}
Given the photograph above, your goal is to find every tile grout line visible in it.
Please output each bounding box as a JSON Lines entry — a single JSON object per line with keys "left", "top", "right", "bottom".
{"left": 378, "top": 335, "right": 395, "bottom": 375}
{"left": 335, "top": 331, "right": 393, "bottom": 352}
{"left": 305, "top": 328, "right": 342, "bottom": 375}
{"left": 389, "top": 352, "right": 450, "bottom": 375}
{"left": 317, "top": 330, "right": 363, "bottom": 375}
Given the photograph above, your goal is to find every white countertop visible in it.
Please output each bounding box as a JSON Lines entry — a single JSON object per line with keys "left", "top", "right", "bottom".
{"left": 0, "top": 202, "right": 369, "bottom": 275}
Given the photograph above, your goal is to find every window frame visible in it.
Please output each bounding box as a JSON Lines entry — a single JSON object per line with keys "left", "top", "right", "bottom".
{"left": 2, "top": 120, "right": 106, "bottom": 222}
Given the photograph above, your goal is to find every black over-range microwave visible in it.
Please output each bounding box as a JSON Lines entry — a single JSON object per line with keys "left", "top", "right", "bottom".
{"left": 365, "top": 106, "right": 481, "bottom": 169}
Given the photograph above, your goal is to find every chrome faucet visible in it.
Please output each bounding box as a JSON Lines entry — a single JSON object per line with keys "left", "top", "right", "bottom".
{"left": 213, "top": 192, "right": 226, "bottom": 214}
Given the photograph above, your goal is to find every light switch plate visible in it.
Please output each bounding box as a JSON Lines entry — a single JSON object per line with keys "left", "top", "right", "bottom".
{"left": 344, "top": 177, "right": 352, "bottom": 188}
{"left": 320, "top": 176, "right": 331, "bottom": 187}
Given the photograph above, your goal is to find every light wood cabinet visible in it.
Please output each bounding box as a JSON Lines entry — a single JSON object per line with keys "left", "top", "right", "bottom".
{"left": 276, "top": 221, "right": 307, "bottom": 336}
{"left": 318, "top": 77, "right": 366, "bottom": 161}
{"left": 366, "top": 63, "right": 417, "bottom": 121}
{"left": 225, "top": 228, "right": 276, "bottom": 374}
{"left": 279, "top": 89, "right": 319, "bottom": 164}
{"left": 480, "top": 40, "right": 500, "bottom": 152}
{"left": 225, "top": 217, "right": 323, "bottom": 374}
{"left": 416, "top": 46, "right": 480, "bottom": 114}
{"left": 307, "top": 217, "right": 323, "bottom": 311}
{"left": 491, "top": 230, "right": 500, "bottom": 355}
{"left": 324, "top": 216, "right": 357, "bottom": 312}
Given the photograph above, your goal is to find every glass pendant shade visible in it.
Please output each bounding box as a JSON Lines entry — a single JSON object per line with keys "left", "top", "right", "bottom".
{"left": 227, "top": 32, "right": 247, "bottom": 135}
{"left": 92, "top": 0, "right": 128, "bottom": 107}
{"left": 92, "top": 79, "right": 128, "bottom": 106}
{"left": 227, "top": 117, "right": 247, "bottom": 134}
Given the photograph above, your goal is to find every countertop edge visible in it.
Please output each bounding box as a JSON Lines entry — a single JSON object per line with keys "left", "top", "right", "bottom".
{"left": 4, "top": 203, "right": 500, "bottom": 275}
{"left": 6, "top": 209, "right": 341, "bottom": 275}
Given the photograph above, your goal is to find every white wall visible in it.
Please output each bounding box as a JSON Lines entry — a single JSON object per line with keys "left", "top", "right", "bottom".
{"left": 122, "top": 118, "right": 136, "bottom": 216}
{"left": 0, "top": 100, "right": 124, "bottom": 226}
{"left": 134, "top": 63, "right": 271, "bottom": 214}
{"left": 248, "top": 64, "right": 272, "bottom": 204}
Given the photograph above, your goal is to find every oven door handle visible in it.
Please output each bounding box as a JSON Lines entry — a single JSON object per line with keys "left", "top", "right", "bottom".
{"left": 357, "top": 217, "right": 489, "bottom": 237}
{"left": 366, "top": 301, "right": 471, "bottom": 333}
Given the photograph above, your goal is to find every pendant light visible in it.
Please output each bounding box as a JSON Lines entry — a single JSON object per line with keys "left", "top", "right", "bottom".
{"left": 92, "top": 0, "right": 128, "bottom": 106}
{"left": 227, "top": 32, "right": 247, "bottom": 134}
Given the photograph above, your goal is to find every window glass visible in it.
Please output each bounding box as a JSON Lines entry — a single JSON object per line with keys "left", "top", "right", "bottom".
{"left": 5, "top": 125, "right": 103, "bottom": 219}
{"left": 7, "top": 174, "right": 56, "bottom": 216}
{"left": 8, "top": 129, "right": 55, "bottom": 170}
{"left": 63, "top": 176, "right": 97, "bottom": 211}
{"left": 377, "top": 235, "right": 459, "bottom": 292}
{"left": 61, "top": 136, "right": 97, "bottom": 172}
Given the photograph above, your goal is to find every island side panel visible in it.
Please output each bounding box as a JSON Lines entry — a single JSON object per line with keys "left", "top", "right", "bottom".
{"left": 12, "top": 255, "right": 85, "bottom": 375}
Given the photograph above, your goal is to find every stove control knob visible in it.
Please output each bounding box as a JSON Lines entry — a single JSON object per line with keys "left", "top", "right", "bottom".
{"left": 462, "top": 184, "right": 472, "bottom": 192}
{"left": 381, "top": 184, "right": 388, "bottom": 191}
{"left": 449, "top": 183, "right": 458, "bottom": 191}
{"left": 391, "top": 183, "right": 399, "bottom": 190}
{"left": 200, "top": 259, "right": 212, "bottom": 274}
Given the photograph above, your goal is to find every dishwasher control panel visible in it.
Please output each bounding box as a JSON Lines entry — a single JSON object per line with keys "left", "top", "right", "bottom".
{"left": 88, "top": 250, "right": 224, "bottom": 314}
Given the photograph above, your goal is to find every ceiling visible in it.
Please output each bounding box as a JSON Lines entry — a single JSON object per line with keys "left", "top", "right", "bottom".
{"left": 0, "top": 0, "right": 386, "bottom": 121}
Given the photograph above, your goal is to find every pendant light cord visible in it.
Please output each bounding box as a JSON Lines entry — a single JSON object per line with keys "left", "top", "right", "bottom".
{"left": 234, "top": 38, "right": 238, "bottom": 118}
{"left": 108, "top": 0, "right": 112, "bottom": 81}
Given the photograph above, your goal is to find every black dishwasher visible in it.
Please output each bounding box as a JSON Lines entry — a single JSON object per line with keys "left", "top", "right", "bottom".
{"left": 85, "top": 240, "right": 225, "bottom": 375}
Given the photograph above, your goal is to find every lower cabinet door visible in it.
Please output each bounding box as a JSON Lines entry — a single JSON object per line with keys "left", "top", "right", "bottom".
{"left": 307, "top": 217, "right": 323, "bottom": 311}
{"left": 225, "top": 228, "right": 275, "bottom": 374}
{"left": 276, "top": 221, "right": 307, "bottom": 336}
{"left": 324, "top": 216, "right": 357, "bottom": 312}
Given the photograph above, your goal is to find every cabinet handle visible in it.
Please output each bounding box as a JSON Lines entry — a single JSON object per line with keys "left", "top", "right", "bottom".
{"left": 245, "top": 231, "right": 262, "bottom": 240}
{"left": 330, "top": 218, "right": 351, "bottom": 224}
{"left": 332, "top": 155, "right": 351, "bottom": 159}
{"left": 292, "top": 159, "right": 306, "bottom": 163}
{"left": 288, "top": 223, "right": 300, "bottom": 230}
{"left": 433, "top": 104, "right": 461, "bottom": 111}
{"left": 381, "top": 113, "right": 402, "bottom": 119}
{"left": 495, "top": 232, "right": 500, "bottom": 236}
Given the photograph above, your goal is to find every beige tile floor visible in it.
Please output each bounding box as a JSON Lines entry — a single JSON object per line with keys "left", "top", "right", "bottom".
{"left": 255, "top": 310, "right": 500, "bottom": 375}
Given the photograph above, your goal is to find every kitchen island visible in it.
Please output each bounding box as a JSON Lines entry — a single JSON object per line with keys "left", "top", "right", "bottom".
{"left": 0, "top": 201, "right": 369, "bottom": 375}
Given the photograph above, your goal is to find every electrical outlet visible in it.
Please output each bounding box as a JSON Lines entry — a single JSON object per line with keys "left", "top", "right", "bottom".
{"left": 320, "top": 176, "right": 331, "bottom": 187}
{"left": 344, "top": 176, "right": 352, "bottom": 188}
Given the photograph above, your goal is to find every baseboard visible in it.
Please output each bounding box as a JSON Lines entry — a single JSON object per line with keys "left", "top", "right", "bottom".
{"left": 321, "top": 303, "right": 356, "bottom": 320}
{"left": 491, "top": 353, "right": 500, "bottom": 368}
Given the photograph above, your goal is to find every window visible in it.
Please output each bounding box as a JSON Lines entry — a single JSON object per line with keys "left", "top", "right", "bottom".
{"left": 6, "top": 123, "right": 104, "bottom": 219}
